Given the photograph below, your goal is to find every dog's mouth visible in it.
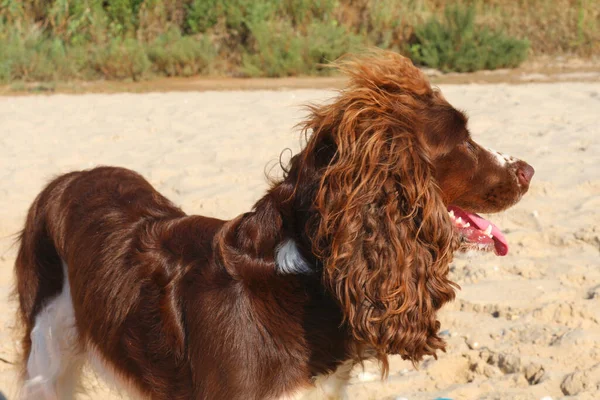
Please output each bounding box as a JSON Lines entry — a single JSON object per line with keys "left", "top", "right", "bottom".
{"left": 448, "top": 205, "right": 508, "bottom": 256}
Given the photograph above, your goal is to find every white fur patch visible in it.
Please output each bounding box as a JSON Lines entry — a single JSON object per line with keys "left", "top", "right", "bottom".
{"left": 22, "top": 263, "right": 84, "bottom": 400}
{"left": 487, "top": 147, "right": 517, "bottom": 166}
{"left": 275, "top": 239, "right": 312, "bottom": 274}
{"left": 278, "top": 361, "right": 353, "bottom": 400}
{"left": 21, "top": 264, "right": 142, "bottom": 400}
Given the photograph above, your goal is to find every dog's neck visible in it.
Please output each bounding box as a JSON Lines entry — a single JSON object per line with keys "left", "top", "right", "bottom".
{"left": 206, "top": 186, "right": 353, "bottom": 388}
{"left": 215, "top": 178, "right": 319, "bottom": 277}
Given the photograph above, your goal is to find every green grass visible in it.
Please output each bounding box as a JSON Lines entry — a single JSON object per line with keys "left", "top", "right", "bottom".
{"left": 147, "top": 30, "right": 216, "bottom": 77}
{"left": 91, "top": 38, "right": 151, "bottom": 80}
{"left": 0, "top": 26, "right": 82, "bottom": 82}
{"left": 241, "top": 19, "right": 360, "bottom": 77}
{"left": 409, "top": 5, "right": 529, "bottom": 72}
{"left": 0, "top": 0, "right": 597, "bottom": 82}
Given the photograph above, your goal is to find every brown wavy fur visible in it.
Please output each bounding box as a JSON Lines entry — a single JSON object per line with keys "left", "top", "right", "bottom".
{"left": 297, "top": 51, "right": 459, "bottom": 371}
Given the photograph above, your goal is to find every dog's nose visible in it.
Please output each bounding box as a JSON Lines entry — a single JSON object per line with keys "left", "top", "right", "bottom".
{"left": 517, "top": 162, "right": 535, "bottom": 186}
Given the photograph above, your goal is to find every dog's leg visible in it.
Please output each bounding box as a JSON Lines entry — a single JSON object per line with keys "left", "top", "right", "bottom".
{"left": 21, "top": 263, "right": 84, "bottom": 400}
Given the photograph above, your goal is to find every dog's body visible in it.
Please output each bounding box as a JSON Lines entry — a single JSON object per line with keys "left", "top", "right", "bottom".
{"left": 17, "top": 167, "right": 351, "bottom": 399}
{"left": 15, "top": 52, "right": 534, "bottom": 399}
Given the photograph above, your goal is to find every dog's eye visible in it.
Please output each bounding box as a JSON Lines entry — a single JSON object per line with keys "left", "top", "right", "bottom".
{"left": 465, "top": 141, "right": 476, "bottom": 153}
{"left": 463, "top": 141, "right": 478, "bottom": 159}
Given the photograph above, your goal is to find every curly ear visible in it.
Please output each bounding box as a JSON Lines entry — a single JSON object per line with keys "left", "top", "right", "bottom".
{"left": 303, "top": 67, "right": 460, "bottom": 370}
{"left": 312, "top": 124, "right": 459, "bottom": 371}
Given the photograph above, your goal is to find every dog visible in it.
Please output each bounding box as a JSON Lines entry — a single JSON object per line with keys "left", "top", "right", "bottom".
{"left": 14, "top": 51, "right": 533, "bottom": 399}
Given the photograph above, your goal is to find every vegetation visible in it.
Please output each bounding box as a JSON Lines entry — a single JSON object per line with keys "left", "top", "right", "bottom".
{"left": 0, "top": 0, "right": 597, "bottom": 82}
{"left": 409, "top": 5, "right": 529, "bottom": 72}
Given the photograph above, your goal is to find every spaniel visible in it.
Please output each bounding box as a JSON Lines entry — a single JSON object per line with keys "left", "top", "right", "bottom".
{"left": 14, "top": 51, "right": 533, "bottom": 400}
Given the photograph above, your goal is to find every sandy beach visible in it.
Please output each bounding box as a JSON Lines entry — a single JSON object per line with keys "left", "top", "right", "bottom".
{"left": 1, "top": 82, "right": 599, "bottom": 399}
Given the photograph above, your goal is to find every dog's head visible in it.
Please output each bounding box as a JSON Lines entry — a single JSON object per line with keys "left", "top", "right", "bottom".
{"left": 284, "top": 51, "right": 533, "bottom": 369}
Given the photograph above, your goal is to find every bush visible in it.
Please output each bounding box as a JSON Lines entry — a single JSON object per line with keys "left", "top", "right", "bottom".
{"left": 147, "top": 30, "right": 216, "bottom": 76}
{"left": 0, "top": 25, "right": 83, "bottom": 82}
{"left": 409, "top": 5, "right": 529, "bottom": 72}
{"left": 91, "top": 38, "right": 150, "bottom": 80}
{"left": 305, "top": 21, "right": 361, "bottom": 73}
{"left": 361, "top": 0, "right": 406, "bottom": 50}
{"left": 186, "top": 0, "right": 222, "bottom": 34}
{"left": 186, "top": 0, "right": 278, "bottom": 34}
{"left": 281, "top": 0, "right": 337, "bottom": 26}
{"left": 242, "top": 20, "right": 305, "bottom": 77}
{"left": 241, "top": 19, "right": 360, "bottom": 77}
{"left": 104, "top": 0, "right": 143, "bottom": 35}
{"left": 137, "top": 0, "right": 173, "bottom": 42}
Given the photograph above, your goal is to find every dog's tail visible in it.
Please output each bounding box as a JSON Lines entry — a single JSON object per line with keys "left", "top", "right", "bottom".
{"left": 13, "top": 172, "right": 79, "bottom": 372}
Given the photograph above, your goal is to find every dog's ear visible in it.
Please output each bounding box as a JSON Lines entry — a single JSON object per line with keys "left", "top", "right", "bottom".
{"left": 312, "top": 122, "right": 458, "bottom": 372}
{"left": 302, "top": 51, "right": 460, "bottom": 372}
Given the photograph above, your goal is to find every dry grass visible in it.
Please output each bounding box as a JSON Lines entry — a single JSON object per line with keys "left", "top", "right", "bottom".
{"left": 467, "top": 0, "right": 599, "bottom": 55}
{"left": 334, "top": 0, "right": 599, "bottom": 56}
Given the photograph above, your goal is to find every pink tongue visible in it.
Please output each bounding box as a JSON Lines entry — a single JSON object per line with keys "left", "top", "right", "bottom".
{"left": 448, "top": 206, "right": 509, "bottom": 256}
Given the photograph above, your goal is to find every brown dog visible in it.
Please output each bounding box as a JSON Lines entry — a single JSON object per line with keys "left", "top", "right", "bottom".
{"left": 15, "top": 51, "right": 533, "bottom": 400}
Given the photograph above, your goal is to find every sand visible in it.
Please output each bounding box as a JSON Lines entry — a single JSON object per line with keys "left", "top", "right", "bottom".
{"left": 0, "top": 83, "right": 599, "bottom": 399}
